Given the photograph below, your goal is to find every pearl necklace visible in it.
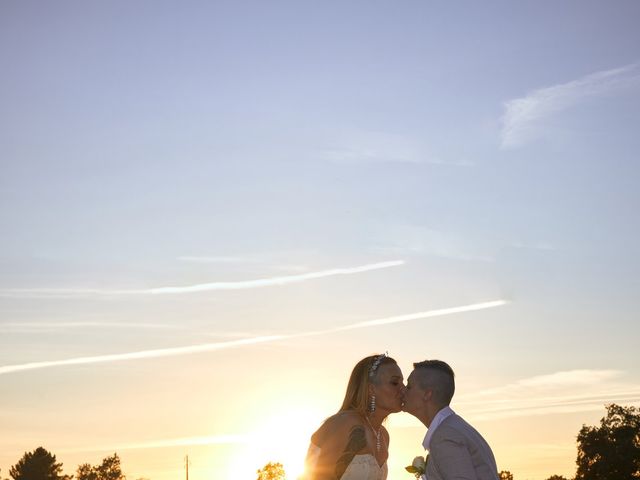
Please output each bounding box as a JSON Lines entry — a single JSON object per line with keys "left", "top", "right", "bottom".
{"left": 366, "top": 417, "right": 382, "bottom": 452}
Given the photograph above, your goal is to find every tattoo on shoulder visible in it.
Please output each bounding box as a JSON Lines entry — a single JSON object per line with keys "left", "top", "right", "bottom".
{"left": 334, "top": 425, "right": 366, "bottom": 479}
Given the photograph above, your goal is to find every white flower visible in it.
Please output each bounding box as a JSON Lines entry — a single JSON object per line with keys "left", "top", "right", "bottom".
{"left": 412, "top": 456, "right": 426, "bottom": 470}
{"left": 405, "top": 454, "right": 427, "bottom": 478}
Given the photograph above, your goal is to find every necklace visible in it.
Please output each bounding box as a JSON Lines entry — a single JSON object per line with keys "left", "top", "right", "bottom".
{"left": 365, "top": 417, "right": 382, "bottom": 452}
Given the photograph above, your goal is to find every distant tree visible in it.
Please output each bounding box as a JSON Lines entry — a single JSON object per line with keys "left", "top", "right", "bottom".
{"left": 256, "top": 462, "right": 285, "bottom": 480}
{"left": 76, "top": 454, "right": 124, "bottom": 480}
{"left": 575, "top": 403, "right": 640, "bottom": 480}
{"left": 545, "top": 476, "right": 569, "bottom": 480}
{"left": 499, "top": 471, "right": 514, "bottom": 480}
{"left": 76, "top": 464, "right": 96, "bottom": 480}
{"left": 9, "top": 447, "right": 71, "bottom": 480}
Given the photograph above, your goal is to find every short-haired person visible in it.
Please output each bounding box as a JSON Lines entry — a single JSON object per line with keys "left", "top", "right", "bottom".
{"left": 304, "top": 354, "right": 405, "bottom": 480}
{"left": 402, "top": 360, "right": 499, "bottom": 480}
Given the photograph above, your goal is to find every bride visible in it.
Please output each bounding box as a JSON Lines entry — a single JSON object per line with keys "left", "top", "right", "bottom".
{"left": 303, "top": 354, "right": 405, "bottom": 480}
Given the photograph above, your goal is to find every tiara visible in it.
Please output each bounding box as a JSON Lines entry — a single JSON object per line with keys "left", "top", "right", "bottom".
{"left": 368, "top": 352, "right": 388, "bottom": 378}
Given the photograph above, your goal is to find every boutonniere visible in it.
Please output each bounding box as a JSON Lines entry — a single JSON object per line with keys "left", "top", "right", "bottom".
{"left": 405, "top": 454, "right": 428, "bottom": 478}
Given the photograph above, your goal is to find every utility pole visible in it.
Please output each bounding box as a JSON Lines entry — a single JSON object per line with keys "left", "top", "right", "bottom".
{"left": 184, "top": 456, "right": 190, "bottom": 480}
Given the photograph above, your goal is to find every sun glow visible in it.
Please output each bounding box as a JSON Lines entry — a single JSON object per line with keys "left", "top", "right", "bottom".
{"left": 226, "top": 407, "right": 321, "bottom": 479}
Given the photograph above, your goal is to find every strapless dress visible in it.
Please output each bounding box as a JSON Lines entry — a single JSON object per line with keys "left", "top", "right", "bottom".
{"left": 305, "top": 444, "right": 387, "bottom": 480}
{"left": 339, "top": 453, "right": 387, "bottom": 480}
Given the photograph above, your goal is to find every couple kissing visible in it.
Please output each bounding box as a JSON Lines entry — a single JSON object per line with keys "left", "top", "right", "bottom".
{"left": 303, "top": 354, "right": 498, "bottom": 480}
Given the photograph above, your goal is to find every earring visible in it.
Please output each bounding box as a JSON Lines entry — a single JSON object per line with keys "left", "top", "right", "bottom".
{"left": 368, "top": 394, "right": 376, "bottom": 413}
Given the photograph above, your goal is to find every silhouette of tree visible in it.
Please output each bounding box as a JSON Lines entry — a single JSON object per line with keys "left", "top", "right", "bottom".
{"left": 76, "top": 464, "right": 96, "bottom": 480}
{"left": 256, "top": 462, "right": 286, "bottom": 480}
{"left": 499, "top": 471, "right": 514, "bottom": 480}
{"left": 9, "top": 447, "right": 71, "bottom": 480}
{"left": 545, "top": 476, "right": 569, "bottom": 480}
{"left": 575, "top": 404, "right": 640, "bottom": 480}
{"left": 76, "top": 454, "right": 125, "bottom": 480}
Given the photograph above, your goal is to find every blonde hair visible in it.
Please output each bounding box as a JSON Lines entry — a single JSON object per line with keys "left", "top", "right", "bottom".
{"left": 338, "top": 354, "right": 397, "bottom": 417}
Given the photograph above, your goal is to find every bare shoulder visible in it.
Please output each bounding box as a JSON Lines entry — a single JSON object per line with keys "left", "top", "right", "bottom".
{"left": 326, "top": 411, "right": 363, "bottom": 434}
{"left": 312, "top": 411, "right": 364, "bottom": 447}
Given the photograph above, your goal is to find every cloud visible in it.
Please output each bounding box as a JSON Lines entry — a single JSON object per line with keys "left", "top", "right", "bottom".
{"left": 371, "top": 225, "right": 495, "bottom": 262}
{"left": 0, "top": 322, "right": 183, "bottom": 332}
{"left": 178, "top": 254, "right": 310, "bottom": 273}
{"left": 177, "top": 256, "right": 261, "bottom": 263}
{"left": 0, "top": 299, "right": 507, "bottom": 376}
{"left": 317, "top": 130, "right": 474, "bottom": 166}
{"left": 500, "top": 63, "right": 640, "bottom": 148}
{"left": 59, "top": 434, "right": 252, "bottom": 453}
{"left": 454, "top": 369, "right": 640, "bottom": 421}
{"left": 0, "top": 260, "right": 404, "bottom": 298}
{"left": 508, "top": 241, "right": 557, "bottom": 252}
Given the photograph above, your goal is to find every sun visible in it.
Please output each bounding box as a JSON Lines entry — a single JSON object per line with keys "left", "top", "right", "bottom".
{"left": 226, "top": 407, "right": 321, "bottom": 479}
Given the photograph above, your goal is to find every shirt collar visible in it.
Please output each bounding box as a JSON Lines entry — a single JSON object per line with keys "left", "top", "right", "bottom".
{"left": 422, "top": 406, "right": 454, "bottom": 451}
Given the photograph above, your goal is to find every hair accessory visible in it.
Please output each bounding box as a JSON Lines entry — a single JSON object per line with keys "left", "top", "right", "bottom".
{"left": 368, "top": 352, "right": 388, "bottom": 378}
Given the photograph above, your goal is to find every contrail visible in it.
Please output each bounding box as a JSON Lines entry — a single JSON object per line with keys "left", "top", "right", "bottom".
{"left": 149, "top": 260, "right": 405, "bottom": 294}
{"left": 0, "top": 260, "right": 405, "bottom": 298}
{"left": 0, "top": 299, "right": 507, "bottom": 376}
{"left": 0, "top": 335, "right": 285, "bottom": 375}
{"left": 330, "top": 300, "right": 507, "bottom": 331}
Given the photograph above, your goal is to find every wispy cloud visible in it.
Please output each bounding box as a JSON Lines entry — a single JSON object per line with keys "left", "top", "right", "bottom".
{"left": 508, "top": 241, "right": 557, "bottom": 252}
{"left": 0, "top": 322, "right": 182, "bottom": 332}
{"left": 500, "top": 63, "right": 640, "bottom": 148}
{"left": 371, "top": 225, "right": 495, "bottom": 262}
{"left": 59, "top": 434, "right": 252, "bottom": 453}
{"left": 177, "top": 256, "right": 261, "bottom": 263}
{"left": 178, "top": 255, "right": 310, "bottom": 273}
{"left": 0, "top": 299, "right": 507, "bottom": 376}
{"left": 0, "top": 260, "right": 404, "bottom": 298}
{"left": 317, "top": 130, "right": 474, "bottom": 166}
{"left": 454, "top": 369, "right": 640, "bottom": 421}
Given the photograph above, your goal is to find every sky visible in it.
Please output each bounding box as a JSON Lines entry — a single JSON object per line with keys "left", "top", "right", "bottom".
{"left": 1, "top": 1, "right": 640, "bottom": 479}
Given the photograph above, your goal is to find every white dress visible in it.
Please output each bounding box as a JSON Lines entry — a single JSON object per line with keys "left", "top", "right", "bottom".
{"left": 339, "top": 454, "right": 387, "bottom": 480}
{"left": 305, "top": 444, "right": 387, "bottom": 480}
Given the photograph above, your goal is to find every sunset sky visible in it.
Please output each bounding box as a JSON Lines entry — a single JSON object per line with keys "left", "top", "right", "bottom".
{"left": 1, "top": 2, "right": 640, "bottom": 480}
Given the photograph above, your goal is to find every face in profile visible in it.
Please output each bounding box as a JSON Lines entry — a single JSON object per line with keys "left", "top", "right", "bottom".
{"left": 371, "top": 362, "right": 405, "bottom": 413}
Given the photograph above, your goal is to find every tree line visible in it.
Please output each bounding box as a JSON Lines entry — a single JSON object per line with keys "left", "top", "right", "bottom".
{"left": 3, "top": 404, "right": 638, "bottom": 480}
{"left": 1, "top": 450, "right": 125, "bottom": 480}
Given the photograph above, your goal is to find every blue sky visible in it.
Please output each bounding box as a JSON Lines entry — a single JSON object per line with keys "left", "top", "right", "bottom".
{"left": 1, "top": 2, "right": 640, "bottom": 479}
